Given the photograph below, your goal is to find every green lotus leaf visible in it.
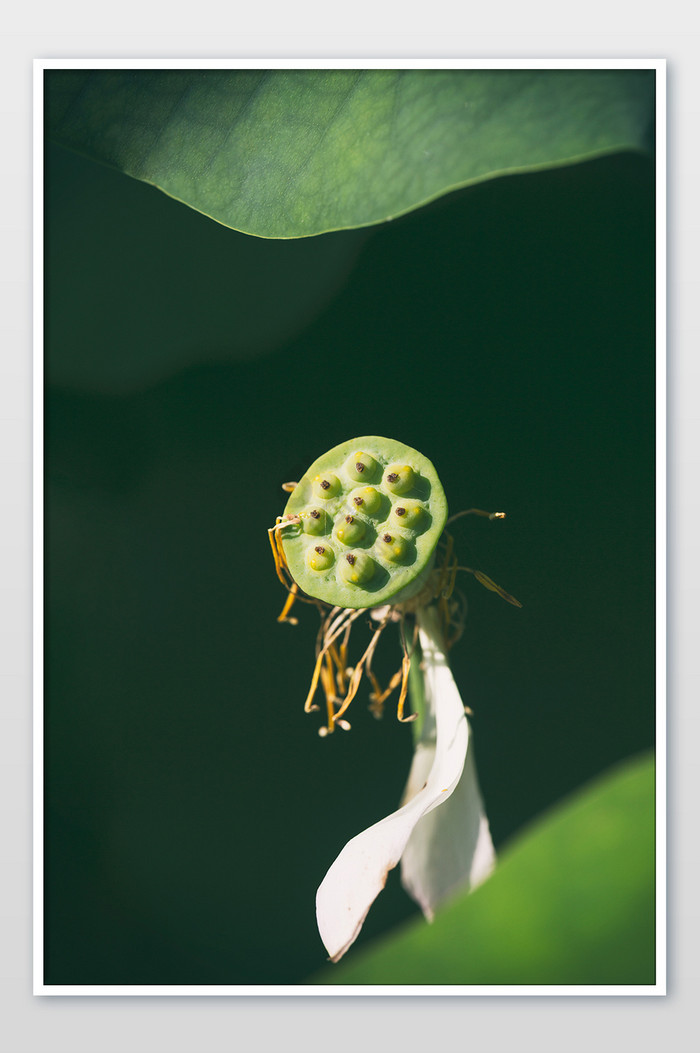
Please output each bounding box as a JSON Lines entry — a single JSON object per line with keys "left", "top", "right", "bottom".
{"left": 312, "top": 753, "right": 656, "bottom": 985}
{"left": 46, "top": 68, "right": 654, "bottom": 238}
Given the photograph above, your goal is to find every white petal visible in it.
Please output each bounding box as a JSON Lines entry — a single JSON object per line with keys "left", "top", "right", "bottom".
{"left": 315, "top": 604, "right": 468, "bottom": 962}
{"left": 400, "top": 734, "right": 495, "bottom": 919}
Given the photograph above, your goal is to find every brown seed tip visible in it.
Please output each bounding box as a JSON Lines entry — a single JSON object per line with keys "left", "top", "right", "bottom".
{"left": 314, "top": 546, "right": 325, "bottom": 554}
{"left": 320, "top": 479, "right": 330, "bottom": 490}
{"left": 346, "top": 553, "right": 356, "bottom": 565}
{"left": 345, "top": 514, "right": 354, "bottom": 523}
{"left": 396, "top": 507, "right": 406, "bottom": 516}
{"left": 386, "top": 472, "right": 399, "bottom": 483}
{"left": 310, "top": 509, "right": 320, "bottom": 519}
{"left": 355, "top": 462, "right": 365, "bottom": 473}
{"left": 353, "top": 496, "right": 363, "bottom": 506}
{"left": 383, "top": 533, "right": 392, "bottom": 543}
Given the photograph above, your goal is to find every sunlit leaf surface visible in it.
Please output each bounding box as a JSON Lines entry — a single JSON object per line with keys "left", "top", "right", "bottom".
{"left": 313, "top": 754, "right": 655, "bottom": 985}
{"left": 46, "top": 68, "right": 654, "bottom": 238}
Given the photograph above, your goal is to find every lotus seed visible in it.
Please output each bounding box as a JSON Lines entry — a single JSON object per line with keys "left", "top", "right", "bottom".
{"left": 336, "top": 514, "right": 366, "bottom": 546}
{"left": 376, "top": 532, "right": 410, "bottom": 563}
{"left": 302, "top": 508, "right": 329, "bottom": 535}
{"left": 345, "top": 451, "right": 379, "bottom": 482}
{"left": 313, "top": 473, "right": 341, "bottom": 499}
{"left": 390, "top": 500, "right": 425, "bottom": 531}
{"left": 384, "top": 464, "right": 415, "bottom": 494}
{"left": 307, "top": 545, "right": 335, "bottom": 571}
{"left": 350, "top": 486, "right": 382, "bottom": 515}
{"left": 339, "top": 550, "right": 375, "bottom": 585}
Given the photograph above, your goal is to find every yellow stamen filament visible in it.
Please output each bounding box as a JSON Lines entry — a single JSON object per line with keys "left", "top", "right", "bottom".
{"left": 367, "top": 668, "right": 386, "bottom": 717}
{"left": 328, "top": 642, "right": 347, "bottom": 696}
{"left": 457, "top": 567, "right": 523, "bottom": 608}
{"left": 332, "top": 615, "right": 390, "bottom": 725}
{"left": 365, "top": 619, "right": 413, "bottom": 716}
{"left": 446, "top": 508, "right": 506, "bottom": 526}
{"left": 396, "top": 654, "right": 415, "bottom": 722}
{"left": 269, "top": 517, "right": 323, "bottom": 613}
{"left": 338, "top": 620, "right": 352, "bottom": 688}
{"left": 473, "top": 570, "right": 523, "bottom": 608}
{"left": 321, "top": 651, "right": 337, "bottom": 733}
{"left": 267, "top": 523, "right": 289, "bottom": 587}
{"left": 304, "top": 608, "right": 363, "bottom": 713}
{"left": 277, "top": 584, "right": 299, "bottom": 625}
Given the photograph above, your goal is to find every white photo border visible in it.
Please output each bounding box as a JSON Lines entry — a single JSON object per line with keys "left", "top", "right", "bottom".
{"left": 33, "top": 56, "right": 666, "bottom": 997}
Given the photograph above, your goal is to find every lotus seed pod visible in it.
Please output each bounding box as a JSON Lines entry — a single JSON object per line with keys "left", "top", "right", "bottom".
{"left": 344, "top": 451, "right": 379, "bottom": 482}
{"left": 376, "top": 532, "right": 411, "bottom": 563}
{"left": 312, "top": 472, "right": 341, "bottom": 499}
{"left": 302, "top": 508, "right": 330, "bottom": 536}
{"left": 306, "top": 544, "right": 335, "bottom": 572}
{"left": 280, "top": 436, "right": 448, "bottom": 609}
{"left": 339, "top": 551, "right": 375, "bottom": 585}
{"left": 349, "top": 486, "right": 382, "bottom": 515}
{"left": 384, "top": 464, "right": 415, "bottom": 495}
{"left": 389, "top": 499, "right": 426, "bottom": 532}
{"left": 335, "top": 514, "right": 366, "bottom": 546}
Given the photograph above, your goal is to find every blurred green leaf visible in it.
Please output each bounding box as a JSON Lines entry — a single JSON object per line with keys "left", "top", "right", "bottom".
{"left": 312, "top": 753, "right": 656, "bottom": 985}
{"left": 45, "top": 142, "right": 367, "bottom": 392}
{"left": 46, "top": 69, "right": 654, "bottom": 238}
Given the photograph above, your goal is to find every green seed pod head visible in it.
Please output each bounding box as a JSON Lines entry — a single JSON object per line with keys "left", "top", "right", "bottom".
{"left": 280, "top": 436, "right": 448, "bottom": 609}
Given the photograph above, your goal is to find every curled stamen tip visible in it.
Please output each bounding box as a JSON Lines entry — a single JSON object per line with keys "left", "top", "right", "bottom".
{"left": 335, "top": 718, "right": 352, "bottom": 731}
{"left": 318, "top": 726, "right": 330, "bottom": 737}
{"left": 491, "top": 511, "right": 506, "bottom": 519}
{"left": 399, "top": 713, "right": 418, "bottom": 723}
{"left": 307, "top": 703, "right": 320, "bottom": 712}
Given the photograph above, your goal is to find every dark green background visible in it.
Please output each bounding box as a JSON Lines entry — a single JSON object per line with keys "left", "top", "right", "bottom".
{"left": 45, "top": 134, "right": 655, "bottom": 984}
